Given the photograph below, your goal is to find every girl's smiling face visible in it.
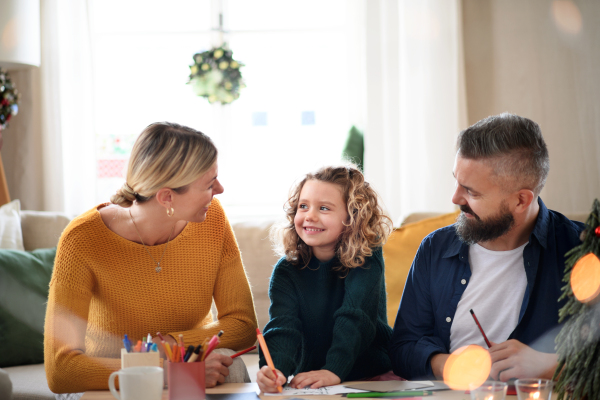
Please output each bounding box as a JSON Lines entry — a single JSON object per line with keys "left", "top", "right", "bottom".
{"left": 294, "top": 179, "right": 349, "bottom": 262}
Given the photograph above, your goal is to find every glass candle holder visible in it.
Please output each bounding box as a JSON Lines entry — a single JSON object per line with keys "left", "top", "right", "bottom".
{"left": 469, "top": 381, "right": 508, "bottom": 400}
{"left": 515, "top": 379, "right": 553, "bottom": 400}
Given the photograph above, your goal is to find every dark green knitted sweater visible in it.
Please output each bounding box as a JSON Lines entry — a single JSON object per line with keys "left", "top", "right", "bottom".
{"left": 259, "top": 247, "right": 392, "bottom": 381}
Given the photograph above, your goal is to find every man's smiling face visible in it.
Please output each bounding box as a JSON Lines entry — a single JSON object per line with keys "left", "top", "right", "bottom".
{"left": 451, "top": 155, "right": 515, "bottom": 245}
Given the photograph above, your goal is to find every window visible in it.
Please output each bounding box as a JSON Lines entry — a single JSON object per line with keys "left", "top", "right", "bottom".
{"left": 90, "top": 0, "right": 360, "bottom": 221}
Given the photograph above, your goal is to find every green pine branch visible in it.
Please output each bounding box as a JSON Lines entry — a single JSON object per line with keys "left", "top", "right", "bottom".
{"left": 554, "top": 199, "right": 600, "bottom": 400}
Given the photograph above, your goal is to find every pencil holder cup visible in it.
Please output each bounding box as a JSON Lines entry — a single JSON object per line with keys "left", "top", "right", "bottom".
{"left": 167, "top": 361, "right": 205, "bottom": 400}
{"left": 121, "top": 348, "right": 161, "bottom": 369}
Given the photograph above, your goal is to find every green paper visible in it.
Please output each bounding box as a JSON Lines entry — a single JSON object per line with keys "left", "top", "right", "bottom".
{"left": 347, "top": 391, "right": 432, "bottom": 398}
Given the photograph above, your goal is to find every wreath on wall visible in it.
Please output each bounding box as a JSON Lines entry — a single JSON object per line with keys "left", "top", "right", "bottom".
{"left": 0, "top": 69, "right": 20, "bottom": 131}
{"left": 188, "top": 45, "right": 245, "bottom": 105}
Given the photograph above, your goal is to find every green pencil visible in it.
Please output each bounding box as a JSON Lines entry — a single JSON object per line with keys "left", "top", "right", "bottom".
{"left": 347, "top": 391, "right": 432, "bottom": 398}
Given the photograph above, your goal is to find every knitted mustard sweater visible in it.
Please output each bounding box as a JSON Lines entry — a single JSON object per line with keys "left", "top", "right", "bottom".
{"left": 44, "top": 199, "right": 257, "bottom": 393}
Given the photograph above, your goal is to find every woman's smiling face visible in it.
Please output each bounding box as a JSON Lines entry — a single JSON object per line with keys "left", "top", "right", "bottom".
{"left": 173, "top": 162, "right": 223, "bottom": 223}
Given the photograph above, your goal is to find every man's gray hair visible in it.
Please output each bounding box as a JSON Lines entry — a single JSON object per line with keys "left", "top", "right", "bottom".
{"left": 456, "top": 113, "right": 550, "bottom": 195}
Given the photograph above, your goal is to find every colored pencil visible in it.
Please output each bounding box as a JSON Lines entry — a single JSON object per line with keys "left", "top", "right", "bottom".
{"left": 469, "top": 308, "right": 492, "bottom": 348}
{"left": 202, "top": 330, "right": 223, "bottom": 361}
{"left": 257, "top": 328, "right": 282, "bottom": 393}
{"left": 231, "top": 345, "right": 257, "bottom": 358}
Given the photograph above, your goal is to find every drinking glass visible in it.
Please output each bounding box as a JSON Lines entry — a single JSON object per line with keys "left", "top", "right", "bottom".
{"left": 469, "top": 381, "right": 508, "bottom": 400}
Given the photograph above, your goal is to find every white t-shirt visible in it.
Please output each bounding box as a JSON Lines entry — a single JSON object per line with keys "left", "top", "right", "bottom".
{"left": 449, "top": 242, "right": 528, "bottom": 353}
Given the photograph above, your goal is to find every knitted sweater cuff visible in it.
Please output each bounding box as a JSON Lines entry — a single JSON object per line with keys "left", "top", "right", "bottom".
{"left": 323, "top": 355, "right": 353, "bottom": 382}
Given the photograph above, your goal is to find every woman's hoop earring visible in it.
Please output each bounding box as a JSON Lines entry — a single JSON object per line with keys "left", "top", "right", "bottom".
{"left": 166, "top": 207, "right": 175, "bottom": 217}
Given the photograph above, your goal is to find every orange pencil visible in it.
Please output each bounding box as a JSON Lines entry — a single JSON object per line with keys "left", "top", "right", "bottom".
{"left": 172, "top": 344, "right": 180, "bottom": 363}
{"left": 256, "top": 328, "right": 282, "bottom": 393}
{"left": 178, "top": 334, "right": 185, "bottom": 362}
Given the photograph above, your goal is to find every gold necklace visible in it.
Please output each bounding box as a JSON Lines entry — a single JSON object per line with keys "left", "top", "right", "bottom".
{"left": 129, "top": 208, "right": 176, "bottom": 273}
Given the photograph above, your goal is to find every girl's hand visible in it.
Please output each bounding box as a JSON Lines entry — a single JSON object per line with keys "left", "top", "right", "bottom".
{"left": 289, "top": 370, "right": 340, "bottom": 389}
{"left": 257, "top": 366, "right": 287, "bottom": 393}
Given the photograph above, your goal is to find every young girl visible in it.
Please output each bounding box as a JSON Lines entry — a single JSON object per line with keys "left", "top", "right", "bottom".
{"left": 257, "top": 165, "right": 394, "bottom": 392}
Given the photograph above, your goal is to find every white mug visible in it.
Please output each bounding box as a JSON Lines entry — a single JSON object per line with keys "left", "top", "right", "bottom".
{"left": 108, "top": 366, "right": 163, "bottom": 400}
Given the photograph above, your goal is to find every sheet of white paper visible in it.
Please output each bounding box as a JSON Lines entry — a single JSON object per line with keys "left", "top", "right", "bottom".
{"left": 263, "top": 385, "right": 369, "bottom": 396}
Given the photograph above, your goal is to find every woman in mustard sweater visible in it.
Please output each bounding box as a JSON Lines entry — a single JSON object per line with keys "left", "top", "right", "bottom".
{"left": 44, "top": 122, "right": 258, "bottom": 394}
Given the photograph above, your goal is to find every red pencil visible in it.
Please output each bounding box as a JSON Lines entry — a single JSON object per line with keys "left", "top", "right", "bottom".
{"left": 231, "top": 345, "right": 257, "bottom": 358}
{"left": 469, "top": 308, "right": 492, "bottom": 348}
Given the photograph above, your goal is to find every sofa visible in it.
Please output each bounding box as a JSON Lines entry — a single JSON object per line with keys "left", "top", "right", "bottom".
{"left": 0, "top": 206, "right": 588, "bottom": 400}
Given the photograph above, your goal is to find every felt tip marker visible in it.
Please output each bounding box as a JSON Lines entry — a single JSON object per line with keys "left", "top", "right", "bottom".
{"left": 187, "top": 345, "right": 202, "bottom": 363}
{"left": 123, "top": 334, "right": 132, "bottom": 353}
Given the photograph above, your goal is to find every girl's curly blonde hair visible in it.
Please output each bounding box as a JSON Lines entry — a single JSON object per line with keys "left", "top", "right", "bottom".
{"left": 272, "top": 165, "right": 392, "bottom": 275}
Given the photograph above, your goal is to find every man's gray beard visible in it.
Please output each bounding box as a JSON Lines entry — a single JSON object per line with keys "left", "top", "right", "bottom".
{"left": 454, "top": 204, "right": 515, "bottom": 245}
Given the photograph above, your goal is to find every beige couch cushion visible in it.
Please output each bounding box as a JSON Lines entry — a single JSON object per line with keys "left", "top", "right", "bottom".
{"left": 231, "top": 220, "right": 279, "bottom": 332}
{"left": 20, "top": 211, "right": 72, "bottom": 251}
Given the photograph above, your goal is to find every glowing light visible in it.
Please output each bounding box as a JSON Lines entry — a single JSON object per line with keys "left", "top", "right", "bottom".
{"left": 1, "top": 18, "right": 17, "bottom": 49}
{"left": 551, "top": 1, "right": 582, "bottom": 35}
{"left": 570, "top": 253, "right": 600, "bottom": 303}
{"left": 443, "top": 344, "right": 491, "bottom": 390}
{"left": 532, "top": 392, "right": 540, "bottom": 399}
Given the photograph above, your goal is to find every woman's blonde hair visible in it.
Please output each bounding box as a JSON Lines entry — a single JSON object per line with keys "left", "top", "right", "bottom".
{"left": 272, "top": 165, "right": 392, "bottom": 274}
{"left": 111, "top": 122, "right": 217, "bottom": 207}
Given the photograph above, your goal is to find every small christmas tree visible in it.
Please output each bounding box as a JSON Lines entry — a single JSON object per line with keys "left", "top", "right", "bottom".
{"left": 554, "top": 199, "right": 600, "bottom": 400}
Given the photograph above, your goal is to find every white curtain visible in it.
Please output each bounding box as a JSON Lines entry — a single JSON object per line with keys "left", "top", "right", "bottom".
{"left": 363, "top": 0, "right": 468, "bottom": 224}
{"left": 40, "top": 0, "right": 96, "bottom": 214}
{"left": 1, "top": 0, "right": 95, "bottom": 214}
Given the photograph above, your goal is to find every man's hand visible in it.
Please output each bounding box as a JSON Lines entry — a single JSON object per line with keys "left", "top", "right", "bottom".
{"left": 289, "top": 370, "right": 340, "bottom": 389}
{"left": 257, "top": 366, "right": 287, "bottom": 393}
{"left": 430, "top": 353, "right": 450, "bottom": 379}
{"left": 204, "top": 352, "right": 232, "bottom": 387}
{"left": 489, "top": 340, "right": 557, "bottom": 381}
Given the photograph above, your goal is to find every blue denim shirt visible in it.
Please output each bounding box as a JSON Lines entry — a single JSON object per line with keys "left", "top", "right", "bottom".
{"left": 389, "top": 198, "right": 585, "bottom": 380}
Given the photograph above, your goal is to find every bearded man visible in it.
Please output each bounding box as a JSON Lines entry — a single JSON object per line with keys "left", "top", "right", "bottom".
{"left": 389, "top": 113, "right": 585, "bottom": 381}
